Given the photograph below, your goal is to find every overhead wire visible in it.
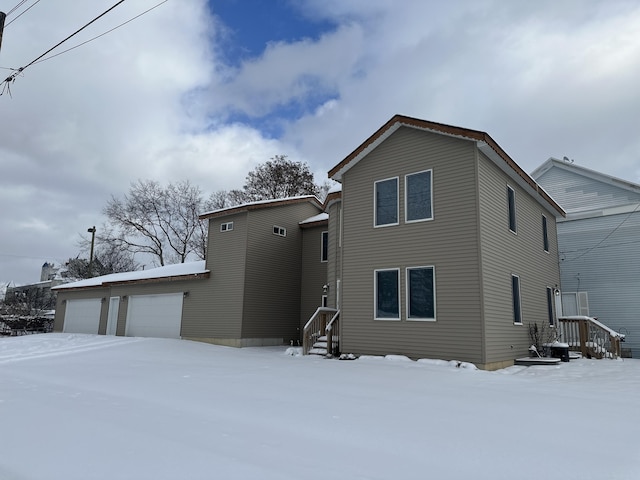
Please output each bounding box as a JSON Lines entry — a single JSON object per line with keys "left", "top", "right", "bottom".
{"left": 1, "top": 0, "right": 128, "bottom": 95}
{"left": 33, "top": 0, "right": 168, "bottom": 65}
{"left": 6, "top": 0, "right": 30, "bottom": 16}
{"left": 5, "top": 0, "right": 43, "bottom": 28}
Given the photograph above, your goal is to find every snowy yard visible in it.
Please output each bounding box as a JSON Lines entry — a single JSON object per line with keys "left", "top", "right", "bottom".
{"left": 1, "top": 334, "right": 639, "bottom": 480}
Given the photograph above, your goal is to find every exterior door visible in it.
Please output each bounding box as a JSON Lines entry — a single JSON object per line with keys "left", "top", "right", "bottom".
{"left": 106, "top": 297, "right": 119, "bottom": 335}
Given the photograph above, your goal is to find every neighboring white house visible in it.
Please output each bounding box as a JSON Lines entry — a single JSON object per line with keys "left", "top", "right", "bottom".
{"left": 532, "top": 158, "right": 640, "bottom": 358}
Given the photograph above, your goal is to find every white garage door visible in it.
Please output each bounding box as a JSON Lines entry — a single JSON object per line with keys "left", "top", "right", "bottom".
{"left": 63, "top": 298, "right": 102, "bottom": 334}
{"left": 125, "top": 293, "right": 183, "bottom": 338}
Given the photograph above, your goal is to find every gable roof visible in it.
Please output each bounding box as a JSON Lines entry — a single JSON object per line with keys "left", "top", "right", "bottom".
{"left": 199, "top": 195, "right": 323, "bottom": 220}
{"left": 532, "top": 158, "right": 640, "bottom": 216}
{"left": 328, "top": 114, "right": 564, "bottom": 216}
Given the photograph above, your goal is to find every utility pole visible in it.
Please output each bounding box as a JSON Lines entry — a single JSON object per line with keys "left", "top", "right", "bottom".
{"left": 0, "top": 12, "right": 6, "bottom": 53}
{"left": 87, "top": 226, "right": 96, "bottom": 277}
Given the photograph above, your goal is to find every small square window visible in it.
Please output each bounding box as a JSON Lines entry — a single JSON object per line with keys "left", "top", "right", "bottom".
{"left": 273, "top": 226, "right": 287, "bottom": 237}
{"left": 220, "top": 222, "right": 233, "bottom": 232}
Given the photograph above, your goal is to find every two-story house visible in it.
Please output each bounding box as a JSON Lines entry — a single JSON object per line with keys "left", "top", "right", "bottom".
{"left": 54, "top": 115, "right": 564, "bottom": 370}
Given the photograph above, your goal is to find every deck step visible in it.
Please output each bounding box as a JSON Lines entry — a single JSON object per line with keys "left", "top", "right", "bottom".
{"left": 308, "top": 348, "right": 328, "bottom": 355}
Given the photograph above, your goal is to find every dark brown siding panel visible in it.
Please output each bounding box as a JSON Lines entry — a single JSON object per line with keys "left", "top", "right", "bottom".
{"left": 339, "top": 126, "right": 483, "bottom": 363}
{"left": 300, "top": 224, "right": 328, "bottom": 336}
{"left": 478, "top": 154, "right": 561, "bottom": 363}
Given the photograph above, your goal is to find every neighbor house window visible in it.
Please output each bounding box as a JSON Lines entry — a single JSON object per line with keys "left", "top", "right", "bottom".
{"left": 512, "top": 274, "right": 522, "bottom": 324}
{"left": 546, "top": 287, "right": 555, "bottom": 327}
{"left": 507, "top": 186, "right": 517, "bottom": 233}
{"left": 273, "top": 226, "right": 286, "bottom": 237}
{"left": 542, "top": 215, "right": 549, "bottom": 252}
{"left": 321, "top": 231, "right": 328, "bottom": 262}
{"left": 374, "top": 177, "right": 399, "bottom": 226}
{"left": 405, "top": 170, "right": 433, "bottom": 222}
{"left": 375, "top": 269, "right": 400, "bottom": 320}
{"left": 406, "top": 266, "right": 435, "bottom": 320}
{"left": 220, "top": 222, "right": 233, "bottom": 232}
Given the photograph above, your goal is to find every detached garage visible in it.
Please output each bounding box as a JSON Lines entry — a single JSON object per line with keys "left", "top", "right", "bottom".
{"left": 125, "top": 293, "right": 184, "bottom": 339}
{"left": 63, "top": 298, "right": 102, "bottom": 334}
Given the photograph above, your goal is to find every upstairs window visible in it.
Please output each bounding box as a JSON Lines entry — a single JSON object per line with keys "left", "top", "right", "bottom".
{"left": 374, "top": 178, "right": 399, "bottom": 227}
{"left": 273, "top": 226, "right": 286, "bottom": 237}
{"left": 220, "top": 222, "right": 233, "bottom": 232}
{"left": 405, "top": 170, "right": 433, "bottom": 222}
{"left": 507, "top": 186, "right": 517, "bottom": 233}
{"left": 542, "top": 215, "right": 549, "bottom": 252}
{"left": 321, "top": 231, "right": 328, "bottom": 262}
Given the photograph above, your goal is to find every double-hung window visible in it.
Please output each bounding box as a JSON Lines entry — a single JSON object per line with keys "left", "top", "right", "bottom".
{"left": 406, "top": 266, "right": 435, "bottom": 320}
{"left": 374, "top": 269, "right": 400, "bottom": 320}
{"left": 507, "top": 186, "right": 517, "bottom": 233}
{"left": 546, "top": 287, "right": 554, "bottom": 327}
{"left": 512, "top": 274, "right": 522, "bottom": 324}
{"left": 542, "top": 215, "right": 549, "bottom": 252}
{"left": 374, "top": 178, "right": 399, "bottom": 227}
{"left": 405, "top": 170, "right": 433, "bottom": 222}
{"left": 321, "top": 231, "right": 328, "bottom": 262}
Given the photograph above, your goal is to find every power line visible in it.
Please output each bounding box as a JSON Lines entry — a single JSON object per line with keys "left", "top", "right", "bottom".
{"left": 1, "top": 0, "right": 127, "bottom": 95}
{"left": 5, "top": 0, "right": 42, "bottom": 28}
{"left": 6, "top": 0, "right": 30, "bottom": 16}
{"left": 33, "top": 0, "right": 168, "bottom": 66}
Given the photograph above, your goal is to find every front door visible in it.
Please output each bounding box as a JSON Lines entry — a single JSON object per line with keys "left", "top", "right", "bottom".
{"left": 106, "top": 297, "right": 119, "bottom": 335}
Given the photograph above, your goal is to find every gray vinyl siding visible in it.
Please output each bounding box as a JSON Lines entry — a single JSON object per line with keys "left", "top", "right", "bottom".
{"left": 340, "top": 127, "right": 484, "bottom": 363}
{"left": 556, "top": 212, "right": 640, "bottom": 357}
{"left": 536, "top": 167, "right": 640, "bottom": 213}
{"left": 478, "top": 154, "right": 561, "bottom": 364}
{"left": 326, "top": 201, "right": 342, "bottom": 309}
{"left": 187, "top": 213, "right": 248, "bottom": 339}
{"left": 54, "top": 287, "right": 110, "bottom": 333}
{"left": 242, "top": 202, "right": 322, "bottom": 344}
{"left": 109, "top": 278, "right": 208, "bottom": 337}
{"left": 300, "top": 224, "right": 329, "bottom": 335}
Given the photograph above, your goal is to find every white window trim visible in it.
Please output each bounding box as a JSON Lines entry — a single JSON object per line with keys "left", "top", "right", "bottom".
{"left": 273, "top": 225, "right": 287, "bottom": 237}
{"left": 507, "top": 185, "right": 517, "bottom": 234}
{"left": 320, "top": 231, "right": 328, "bottom": 263}
{"left": 512, "top": 274, "right": 523, "bottom": 325}
{"left": 374, "top": 268, "right": 401, "bottom": 321}
{"left": 220, "top": 222, "right": 233, "bottom": 232}
{"left": 406, "top": 266, "right": 436, "bottom": 321}
{"left": 546, "top": 286, "right": 555, "bottom": 327}
{"left": 542, "top": 214, "right": 549, "bottom": 253}
{"left": 405, "top": 169, "right": 434, "bottom": 224}
{"left": 373, "top": 177, "right": 399, "bottom": 228}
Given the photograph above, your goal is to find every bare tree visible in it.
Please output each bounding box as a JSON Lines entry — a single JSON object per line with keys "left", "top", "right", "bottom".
{"left": 103, "top": 180, "right": 204, "bottom": 266}
{"left": 242, "top": 155, "right": 319, "bottom": 201}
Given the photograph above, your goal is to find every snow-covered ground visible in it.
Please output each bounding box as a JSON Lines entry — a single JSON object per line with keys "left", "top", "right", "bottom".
{"left": 1, "top": 334, "right": 639, "bottom": 480}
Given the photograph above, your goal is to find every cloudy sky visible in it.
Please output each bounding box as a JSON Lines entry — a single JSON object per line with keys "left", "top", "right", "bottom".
{"left": 1, "top": 0, "right": 639, "bottom": 285}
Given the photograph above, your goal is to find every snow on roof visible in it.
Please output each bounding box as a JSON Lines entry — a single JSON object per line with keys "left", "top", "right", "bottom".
{"left": 300, "top": 212, "right": 329, "bottom": 225}
{"left": 327, "top": 183, "right": 342, "bottom": 194}
{"left": 53, "top": 261, "right": 208, "bottom": 290}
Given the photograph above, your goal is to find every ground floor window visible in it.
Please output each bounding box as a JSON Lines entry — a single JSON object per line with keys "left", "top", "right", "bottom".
{"left": 546, "top": 287, "right": 554, "bottom": 326}
{"left": 512, "top": 274, "right": 522, "bottom": 324}
{"left": 407, "top": 266, "right": 435, "bottom": 320}
{"left": 375, "top": 269, "right": 400, "bottom": 320}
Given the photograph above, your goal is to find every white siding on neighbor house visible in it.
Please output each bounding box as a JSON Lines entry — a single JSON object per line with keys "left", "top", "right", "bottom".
{"left": 536, "top": 167, "right": 640, "bottom": 213}
{"left": 556, "top": 211, "right": 640, "bottom": 357}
